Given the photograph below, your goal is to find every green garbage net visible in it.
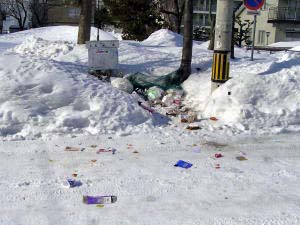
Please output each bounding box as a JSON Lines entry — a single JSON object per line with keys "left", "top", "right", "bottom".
{"left": 127, "top": 69, "right": 183, "bottom": 90}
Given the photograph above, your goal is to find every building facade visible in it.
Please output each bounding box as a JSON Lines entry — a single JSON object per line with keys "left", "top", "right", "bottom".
{"left": 193, "top": 0, "right": 217, "bottom": 28}
{"left": 237, "top": 0, "right": 300, "bottom": 46}
{"left": 47, "top": 0, "right": 103, "bottom": 26}
{"left": 193, "top": 0, "right": 242, "bottom": 28}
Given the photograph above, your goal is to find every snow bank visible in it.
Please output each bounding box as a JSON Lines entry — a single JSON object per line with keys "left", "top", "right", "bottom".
{"left": 1, "top": 26, "right": 300, "bottom": 138}
{"left": 11, "top": 36, "right": 74, "bottom": 59}
{"left": 269, "top": 41, "right": 300, "bottom": 48}
{"left": 0, "top": 26, "right": 119, "bottom": 43}
{"left": 0, "top": 53, "right": 154, "bottom": 140}
{"left": 290, "top": 45, "right": 300, "bottom": 52}
{"left": 0, "top": 27, "right": 154, "bottom": 140}
{"left": 142, "top": 29, "right": 183, "bottom": 47}
{"left": 183, "top": 52, "right": 300, "bottom": 134}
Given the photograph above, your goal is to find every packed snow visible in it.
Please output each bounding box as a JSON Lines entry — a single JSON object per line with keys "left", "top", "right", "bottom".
{"left": 290, "top": 45, "right": 300, "bottom": 52}
{"left": 269, "top": 41, "right": 300, "bottom": 48}
{"left": 142, "top": 29, "right": 184, "bottom": 47}
{"left": 0, "top": 26, "right": 300, "bottom": 225}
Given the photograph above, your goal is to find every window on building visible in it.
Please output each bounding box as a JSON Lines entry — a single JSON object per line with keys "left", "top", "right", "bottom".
{"left": 257, "top": 30, "right": 266, "bottom": 45}
{"left": 68, "top": 8, "right": 80, "bottom": 18}
{"left": 286, "top": 29, "right": 300, "bottom": 41}
{"left": 204, "top": 14, "right": 210, "bottom": 26}
{"left": 288, "top": 0, "right": 300, "bottom": 8}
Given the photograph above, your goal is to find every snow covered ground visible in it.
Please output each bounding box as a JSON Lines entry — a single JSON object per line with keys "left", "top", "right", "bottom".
{"left": 0, "top": 27, "right": 300, "bottom": 225}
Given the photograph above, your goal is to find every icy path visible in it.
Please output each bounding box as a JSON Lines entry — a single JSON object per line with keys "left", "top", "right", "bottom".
{"left": 0, "top": 132, "right": 299, "bottom": 225}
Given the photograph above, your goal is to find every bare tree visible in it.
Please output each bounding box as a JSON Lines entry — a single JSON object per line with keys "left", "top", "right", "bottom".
{"left": 179, "top": 0, "right": 193, "bottom": 82}
{"left": 77, "top": 0, "right": 92, "bottom": 44}
{"left": 160, "top": 0, "right": 185, "bottom": 34}
{"left": 207, "top": 0, "right": 215, "bottom": 50}
{"left": 0, "top": 0, "right": 29, "bottom": 30}
{"left": 30, "top": 0, "right": 55, "bottom": 27}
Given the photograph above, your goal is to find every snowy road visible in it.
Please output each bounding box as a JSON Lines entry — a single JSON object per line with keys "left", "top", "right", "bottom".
{"left": 1, "top": 132, "right": 299, "bottom": 225}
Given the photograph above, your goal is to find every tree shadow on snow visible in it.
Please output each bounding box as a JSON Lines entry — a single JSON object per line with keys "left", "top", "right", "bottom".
{"left": 119, "top": 59, "right": 180, "bottom": 75}
{"left": 151, "top": 111, "right": 171, "bottom": 126}
{"left": 51, "top": 60, "right": 88, "bottom": 74}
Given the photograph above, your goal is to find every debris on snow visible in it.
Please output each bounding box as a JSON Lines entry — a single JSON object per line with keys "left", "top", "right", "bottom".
{"left": 83, "top": 195, "right": 117, "bottom": 205}
{"left": 174, "top": 160, "right": 193, "bottom": 169}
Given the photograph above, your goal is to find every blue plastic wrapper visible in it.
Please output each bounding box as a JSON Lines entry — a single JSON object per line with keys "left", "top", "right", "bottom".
{"left": 174, "top": 160, "right": 193, "bottom": 169}
{"left": 64, "top": 179, "right": 82, "bottom": 188}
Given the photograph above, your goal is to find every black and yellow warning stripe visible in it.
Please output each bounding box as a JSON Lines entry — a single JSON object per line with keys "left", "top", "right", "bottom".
{"left": 211, "top": 52, "right": 230, "bottom": 83}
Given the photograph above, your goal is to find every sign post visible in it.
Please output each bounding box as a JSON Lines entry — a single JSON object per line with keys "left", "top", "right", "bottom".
{"left": 251, "top": 14, "right": 257, "bottom": 61}
{"left": 243, "top": 0, "right": 265, "bottom": 61}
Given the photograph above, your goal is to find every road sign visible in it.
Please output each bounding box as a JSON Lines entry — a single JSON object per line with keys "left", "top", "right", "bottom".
{"left": 244, "top": 0, "right": 265, "bottom": 10}
{"left": 247, "top": 10, "right": 261, "bottom": 15}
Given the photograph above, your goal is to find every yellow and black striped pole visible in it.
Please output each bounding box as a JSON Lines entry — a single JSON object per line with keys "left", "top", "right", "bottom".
{"left": 212, "top": 51, "right": 230, "bottom": 83}
{"left": 211, "top": 0, "right": 233, "bottom": 92}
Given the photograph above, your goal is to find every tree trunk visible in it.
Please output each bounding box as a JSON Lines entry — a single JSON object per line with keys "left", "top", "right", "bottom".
{"left": 207, "top": 0, "right": 214, "bottom": 50}
{"left": 231, "top": 13, "right": 235, "bottom": 59}
{"left": 179, "top": 0, "right": 193, "bottom": 82}
{"left": 208, "top": 20, "right": 215, "bottom": 50}
{"left": 77, "top": 0, "right": 92, "bottom": 44}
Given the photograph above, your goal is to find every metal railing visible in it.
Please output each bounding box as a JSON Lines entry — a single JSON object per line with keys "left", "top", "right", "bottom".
{"left": 193, "top": 5, "right": 217, "bottom": 12}
{"left": 268, "top": 7, "right": 300, "bottom": 21}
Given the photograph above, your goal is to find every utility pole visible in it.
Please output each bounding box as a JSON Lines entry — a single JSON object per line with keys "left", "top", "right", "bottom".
{"left": 211, "top": 0, "right": 233, "bottom": 92}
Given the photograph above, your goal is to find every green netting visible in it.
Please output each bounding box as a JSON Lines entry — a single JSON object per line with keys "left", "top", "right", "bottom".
{"left": 126, "top": 70, "right": 183, "bottom": 90}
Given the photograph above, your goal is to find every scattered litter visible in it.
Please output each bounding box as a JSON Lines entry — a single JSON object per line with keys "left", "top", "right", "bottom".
{"left": 108, "top": 137, "right": 113, "bottom": 139}
{"left": 215, "top": 153, "right": 224, "bottom": 158}
{"left": 72, "top": 173, "right": 78, "bottom": 177}
{"left": 186, "top": 123, "right": 201, "bottom": 130}
{"left": 90, "top": 145, "right": 97, "bottom": 148}
{"left": 146, "top": 86, "right": 164, "bottom": 101}
{"left": 215, "top": 164, "right": 221, "bottom": 169}
{"left": 174, "top": 160, "right": 193, "bottom": 169}
{"left": 138, "top": 101, "right": 155, "bottom": 113}
{"left": 133, "top": 150, "right": 139, "bottom": 154}
{"left": 162, "top": 94, "right": 174, "bottom": 106}
{"left": 97, "top": 148, "right": 112, "bottom": 154}
{"left": 81, "top": 148, "right": 85, "bottom": 152}
{"left": 83, "top": 195, "right": 117, "bottom": 204}
{"left": 127, "top": 70, "right": 182, "bottom": 91}
{"left": 173, "top": 99, "right": 181, "bottom": 105}
{"left": 62, "top": 179, "right": 82, "bottom": 188}
{"left": 166, "top": 88, "right": 184, "bottom": 96}
{"left": 96, "top": 204, "right": 105, "bottom": 208}
{"left": 166, "top": 108, "right": 180, "bottom": 116}
{"left": 236, "top": 156, "right": 248, "bottom": 161}
{"left": 65, "top": 146, "right": 83, "bottom": 152}
{"left": 91, "top": 159, "right": 97, "bottom": 163}
{"left": 112, "top": 149, "right": 117, "bottom": 155}
{"left": 49, "top": 159, "right": 54, "bottom": 163}
{"left": 210, "top": 117, "right": 218, "bottom": 121}
{"left": 180, "top": 112, "right": 197, "bottom": 123}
